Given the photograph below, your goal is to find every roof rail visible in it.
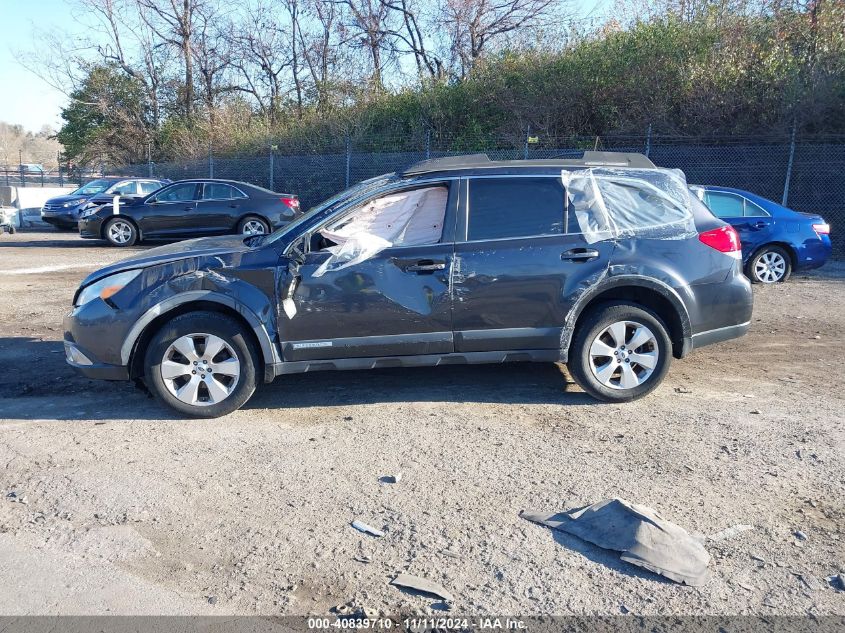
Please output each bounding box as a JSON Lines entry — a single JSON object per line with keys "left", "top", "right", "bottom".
{"left": 402, "top": 154, "right": 491, "bottom": 176}
{"left": 579, "top": 151, "right": 655, "bottom": 168}
{"left": 401, "top": 151, "right": 655, "bottom": 176}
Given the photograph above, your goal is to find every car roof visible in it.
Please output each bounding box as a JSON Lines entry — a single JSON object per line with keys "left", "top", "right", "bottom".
{"left": 402, "top": 151, "right": 656, "bottom": 177}
{"left": 172, "top": 178, "right": 255, "bottom": 186}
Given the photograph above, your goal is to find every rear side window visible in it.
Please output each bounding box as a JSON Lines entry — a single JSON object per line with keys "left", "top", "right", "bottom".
{"left": 139, "top": 181, "right": 163, "bottom": 195}
{"left": 467, "top": 177, "right": 565, "bottom": 241}
{"left": 703, "top": 192, "right": 744, "bottom": 218}
{"left": 203, "top": 183, "right": 246, "bottom": 200}
{"left": 742, "top": 198, "right": 769, "bottom": 217}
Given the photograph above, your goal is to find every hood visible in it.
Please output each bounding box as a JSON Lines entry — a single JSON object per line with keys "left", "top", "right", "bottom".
{"left": 80, "top": 234, "right": 254, "bottom": 286}
{"left": 45, "top": 194, "right": 90, "bottom": 205}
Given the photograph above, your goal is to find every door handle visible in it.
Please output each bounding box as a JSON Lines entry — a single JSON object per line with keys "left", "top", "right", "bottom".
{"left": 561, "top": 248, "right": 600, "bottom": 261}
{"left": 404, "top": 260, "right": 446, "bottom": 273}
{"left": 753, "top": 221, "right": 767, "bottom": 229}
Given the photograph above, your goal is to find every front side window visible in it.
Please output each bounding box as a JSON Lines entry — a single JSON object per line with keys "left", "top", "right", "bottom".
{"left": 467, "top": 177, "right": 565, "bottom": 241}
{"left": 703, "top": 192, "right": 744, "bottom": 218}
{"left": 156, "top": 183, "right": 199, "bottom": 202}
{"left": 311, "top": 185, "right": 449, "bottom": 277}
{"left": 203, "top": 183, "right": 242, "bottom": 200}
{"left": 74, "top": 179, "right": 113, "bottom": 196}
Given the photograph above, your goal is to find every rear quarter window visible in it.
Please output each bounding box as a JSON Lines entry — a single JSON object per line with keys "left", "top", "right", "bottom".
{"left": 467, "top": 177, "right": 565, "bottom": 241}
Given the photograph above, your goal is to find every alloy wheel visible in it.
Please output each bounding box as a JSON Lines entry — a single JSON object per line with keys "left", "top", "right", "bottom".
{"left": 754, "top": 251, "right": 787, "bottom": 283}
{"left": 160, "top": 333, "right": 241, "bottom": 406}
{"left": 588, "top": 320, "right": 659, "bottom": 390}
{"left": 241, "top": 220, "right": 267, "bottom": 235}
{"left": 108, "top": 220, "right": 134, "bottom": 244}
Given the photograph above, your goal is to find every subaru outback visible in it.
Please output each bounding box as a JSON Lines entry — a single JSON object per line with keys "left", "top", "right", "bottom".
{"left": 64, "top": 152, "right": 753, "bottom": 418}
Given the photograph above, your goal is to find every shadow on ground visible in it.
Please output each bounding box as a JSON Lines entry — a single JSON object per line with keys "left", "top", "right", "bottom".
{"left": 0, "top": 336, "right": 592, "bottom": 421}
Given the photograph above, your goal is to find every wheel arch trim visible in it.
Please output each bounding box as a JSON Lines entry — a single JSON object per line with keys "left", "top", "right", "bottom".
{"left": 562, "top": 275, "right": 693, "bottom": 359}
{"left": 120, "top": 290, "right": 280, "bottom": 369}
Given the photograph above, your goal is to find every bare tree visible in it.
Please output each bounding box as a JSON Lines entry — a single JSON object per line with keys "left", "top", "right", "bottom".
{"left": 298, "top": 0, "right": 342, "bottom": 108}
{"left": 227, "top": 1, "right": 293, "bottom": 119}
{"left": 136, "top": 0, "right": 205, "bottom": 117}
{"left": 440, "top": 0, "right": 559, "bottom": 77}
{"left": 333, "top": 0, "right": 394, "bottom": 88}
{"left": 380, "top": 0, "right": 445, "bottom": 79}
{"left": 193, "top": 2, "right": 232, "bottom": 116}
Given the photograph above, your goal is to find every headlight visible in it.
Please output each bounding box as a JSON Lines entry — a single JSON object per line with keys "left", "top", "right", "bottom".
{"left": 80, "top": 205, "right": 101, "bottom": 218}
{"left": 76, "top": 270, "right": 141, "bottom": 307}
{"left": 64, "top": 198, "right": 87, "bottom": 207}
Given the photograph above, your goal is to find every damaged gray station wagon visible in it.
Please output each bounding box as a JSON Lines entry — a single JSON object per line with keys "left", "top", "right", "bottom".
{"left": 64, "top": 152, "right": 753, "bottom": 418}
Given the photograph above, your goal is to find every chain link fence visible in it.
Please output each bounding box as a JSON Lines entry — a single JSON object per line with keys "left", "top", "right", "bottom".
{"left": 1, "top": 166, "right": 98, "bottom": 189}
{"left": 105, "top": 132, "right": 845, "bottom": 258}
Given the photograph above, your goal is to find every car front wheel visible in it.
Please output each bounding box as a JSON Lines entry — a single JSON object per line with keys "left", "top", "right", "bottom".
{"left": 569, "top": 303, "right": 672, "bottom": 402}
{"left": 748, "top": 246, "right": 791, "bottom": 283}
{"left": 144, "top": 311, "right": 260, "bottom": 418}
{"left": 103, "top": 217, "right": 138, "bottom": 247}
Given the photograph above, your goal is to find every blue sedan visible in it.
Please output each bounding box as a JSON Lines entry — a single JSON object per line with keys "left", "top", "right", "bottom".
{"left": 690, "top": 185, "right": 831, "bottom": 283}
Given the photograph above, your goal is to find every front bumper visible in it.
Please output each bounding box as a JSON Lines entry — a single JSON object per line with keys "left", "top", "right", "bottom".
{"left": 63, "top": 340, "right": 129, "bottom": 380}
{"left": 41, "top": 211, "right": 80, "bottom": 228}
{"left": 78, "top": 214, "right": 106, "bottom": 239}
{"left": 64, "top": 300, "right": 135, "bottom": 381}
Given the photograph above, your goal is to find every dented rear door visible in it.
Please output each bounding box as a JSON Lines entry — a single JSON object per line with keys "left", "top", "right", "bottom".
{"left": 452, "top": 175, "right": 614, "bottom": 353}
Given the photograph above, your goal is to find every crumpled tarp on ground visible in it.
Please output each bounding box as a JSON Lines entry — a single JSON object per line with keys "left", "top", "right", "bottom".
{"left": 521, "top": 498, "right": 710, "bottom": 586}
{"left": 561, "top": 168, "right": 697, "bottom": 244}
{"left": 313, "top": 186, "right": 447, "bottom": 277}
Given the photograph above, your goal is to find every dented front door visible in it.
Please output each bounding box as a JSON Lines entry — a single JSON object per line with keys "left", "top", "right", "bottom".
{"left": 279, "top": 242, "right": 455, "bottom": 361}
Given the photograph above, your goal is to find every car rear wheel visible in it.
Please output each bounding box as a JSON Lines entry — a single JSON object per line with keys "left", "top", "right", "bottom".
{"left": 144, "top": 311, "right": 259, "bottom": 418}
{"left": 238, "top": 216, "right": 269, "bottom": 236}
{"left": 748, "top": 246, "right": 791, "bottom": 283}
{"left": 569, "top": 303, "right": 672, "bottom": 402}
{"left": 103, "top": 217, "right": 138, "bottom": 247}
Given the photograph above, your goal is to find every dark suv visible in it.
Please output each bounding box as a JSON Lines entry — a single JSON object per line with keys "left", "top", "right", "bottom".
{"left": 64, "top": 152, "right": 752, "bottom": 418}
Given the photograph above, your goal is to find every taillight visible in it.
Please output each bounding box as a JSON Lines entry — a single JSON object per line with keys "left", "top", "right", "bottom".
{"left": 281, "top": 196, "right": 300, "bottom": 211}
{"left": 699, "top": 225, "right": 741, "bottom": 254}
{"left": 812, "top": 222, "right": 830, "bottom": 236}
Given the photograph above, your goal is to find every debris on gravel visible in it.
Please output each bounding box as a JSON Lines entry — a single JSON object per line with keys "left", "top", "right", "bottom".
{"left": 390, "top": 573, "right": 454, "bottom": 603}
{"left": 351, "top": 520, "right": 385, "bottom": 537}
{"left": 521, "top": 498, "right": 711, "bottom": 586}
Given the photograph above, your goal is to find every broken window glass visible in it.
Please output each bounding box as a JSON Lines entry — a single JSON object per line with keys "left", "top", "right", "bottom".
{"left": 561, "top": 168, "right": 697, "bottom": 244}
{"left": 313, "top": 186, "right": 448, "bottom": 277}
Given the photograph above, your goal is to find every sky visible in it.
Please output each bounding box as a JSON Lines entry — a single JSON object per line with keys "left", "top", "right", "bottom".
{"left": 0, "top": 0, "right": 84, "bottom": 133}
{"left": 0, "top": 0, "right": 607, "bottom": 134}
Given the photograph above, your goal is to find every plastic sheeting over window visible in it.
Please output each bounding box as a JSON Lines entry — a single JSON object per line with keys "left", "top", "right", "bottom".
{"left": 560, "top": 168, "right": 697, "bottom": 244}
{"left": 313, "top": 186, "right": 448, "bottom": 277}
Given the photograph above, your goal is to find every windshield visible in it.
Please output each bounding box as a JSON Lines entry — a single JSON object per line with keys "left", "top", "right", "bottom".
{"left": 72, "top": 179, "right": 114, "bottom": 196}
{"left": 263, "top": 174, "right": 397, "bottom": 245}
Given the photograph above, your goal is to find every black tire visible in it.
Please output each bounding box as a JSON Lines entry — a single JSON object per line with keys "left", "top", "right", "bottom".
{"left": 103, "top": 217, "right": 138, "bottom": 247}
{"left": 569, "top": 302, "right": 672, "bottom": 402}
{"left": 746, "top": 245, "right": 792, "bottom": 284}
{"left": 237, "top": 215, "right": 269, "bottom": 236}
{"left": 144, "top": 311, "right": 260, "bottom": 418}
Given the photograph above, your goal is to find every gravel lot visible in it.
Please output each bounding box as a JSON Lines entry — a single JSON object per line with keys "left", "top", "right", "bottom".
{"left": 0, "top": 230, "right": 843, "bottom": 616}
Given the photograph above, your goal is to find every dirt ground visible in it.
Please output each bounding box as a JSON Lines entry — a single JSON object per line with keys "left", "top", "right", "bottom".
{"left": 0, "top": 230, "right": 843, "bottom": 617}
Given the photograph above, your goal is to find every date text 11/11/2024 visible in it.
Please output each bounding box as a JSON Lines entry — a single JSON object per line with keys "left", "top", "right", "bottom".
{"left": 306, "top": 617, "right": 528, "bottom": 630}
